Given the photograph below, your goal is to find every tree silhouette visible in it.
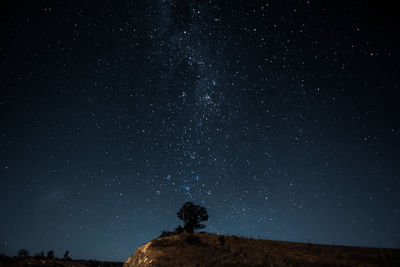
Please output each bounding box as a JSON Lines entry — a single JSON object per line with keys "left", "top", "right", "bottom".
{"left": 177, "top": 202, "right": 208, "bottom": 233}
{"left": 46, "top": 250, "right": 54, "bottom": 259}
{"left": 17, "top": 249, "right": 29, "bottom": 257}
{"left": 63, "top": 250, "right": 70, "bottom": 260}
{"left": 174, "top": 225, "right": 184, "bottom": 234}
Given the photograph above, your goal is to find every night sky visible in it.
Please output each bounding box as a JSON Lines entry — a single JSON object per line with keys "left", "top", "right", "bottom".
{"left": 1, "top": 0, "right": 400, "bottom": 262}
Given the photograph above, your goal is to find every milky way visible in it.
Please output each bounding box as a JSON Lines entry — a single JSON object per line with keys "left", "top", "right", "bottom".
{"left": 0, "top": 0, "right": 399, "bottom": 261}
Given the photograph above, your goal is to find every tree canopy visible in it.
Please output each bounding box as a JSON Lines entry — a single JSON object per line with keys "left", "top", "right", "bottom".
{"left": 177, "top": 201, "right": 208, "bottom": 233}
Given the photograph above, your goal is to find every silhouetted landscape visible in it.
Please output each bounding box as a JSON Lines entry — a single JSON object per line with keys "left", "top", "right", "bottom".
{"left": 3, "top": 236, "right": 400, "bottom": 267}
{"left": 2, "top": 202, "right": 399, "bottom": 266}
{"left": 2, "top": 239, "right": 399, "bottom": 267}
{"left": 0, "top": 258, "right": 122, "bottom": 267}
{"left": 0, "top": 247, "right": 122, "bottom": 267}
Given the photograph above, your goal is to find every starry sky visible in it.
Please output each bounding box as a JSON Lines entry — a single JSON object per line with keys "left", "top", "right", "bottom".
{"left": 1, "top": 0, "right": 399, "bottom": 262}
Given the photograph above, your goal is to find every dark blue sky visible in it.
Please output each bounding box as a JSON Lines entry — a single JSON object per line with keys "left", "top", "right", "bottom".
{"left": 1, "top": 0, "right": 399, "bottom": 261}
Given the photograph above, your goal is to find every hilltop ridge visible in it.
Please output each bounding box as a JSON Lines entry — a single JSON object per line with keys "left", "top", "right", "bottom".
{"left": 123, "top": 232, "right": 400, "bottom": 267}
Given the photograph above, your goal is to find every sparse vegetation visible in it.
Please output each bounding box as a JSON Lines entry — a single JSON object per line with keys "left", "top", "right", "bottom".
{"left": 0, "top": 256, "right": 123, "bottom": 267}
{"left": 0, "top": 248, "right": 123, "bottom": 267}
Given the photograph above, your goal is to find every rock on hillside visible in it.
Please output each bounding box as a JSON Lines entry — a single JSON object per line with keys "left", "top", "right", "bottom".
{"left": 123, "top": 232, "right": 400, "bottom": 267}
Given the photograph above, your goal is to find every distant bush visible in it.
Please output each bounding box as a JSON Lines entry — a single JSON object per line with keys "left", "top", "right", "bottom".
{"left": 17, "top": 249, "right": 29, "bottom": 258}
{"left": 159, "top": 225, "right": 186, "bottom": 238}
{"left": 159, "top": 230, "right": 174, "bottom": 238}
{"left": 174, "top": 225, "right": 184, "bottom": 234}
{"left": 0, "top": 254, "right": 9, "bottom": 260}
{"left": 46, "top": 250, "right": 54, "bottom": 259}
{"left": 63, "top": 250, "right": 71, "bottom": 260}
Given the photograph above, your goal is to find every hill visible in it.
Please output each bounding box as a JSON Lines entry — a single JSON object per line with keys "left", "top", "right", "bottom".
{"left": 123, "top": 232, "right": 400, "bottom": 267}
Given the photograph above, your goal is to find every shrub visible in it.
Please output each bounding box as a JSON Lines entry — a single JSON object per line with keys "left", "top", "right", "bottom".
{"left": 46, "top": 250, "right": 54, "bottom": 259}
{"left": 174, "top": 225, "right": 184, "bottom": 234}
{"left": 63, "top": 250, "right": 71, "bottom": 260}
{"left": 17, "top": 249, "right": 29, "bottom": 258}
{"left": 159, "top": 230, "right": 174, "bottom": 238}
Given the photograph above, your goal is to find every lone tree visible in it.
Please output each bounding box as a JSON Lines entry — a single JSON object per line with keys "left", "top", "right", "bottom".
{"left": 177, "top": 202, "right": 208, "bottom": 233}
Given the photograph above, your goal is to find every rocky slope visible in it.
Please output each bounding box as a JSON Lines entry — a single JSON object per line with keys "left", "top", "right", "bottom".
{"left": 123, "top": 232, "right": 400, "bottom": 267}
